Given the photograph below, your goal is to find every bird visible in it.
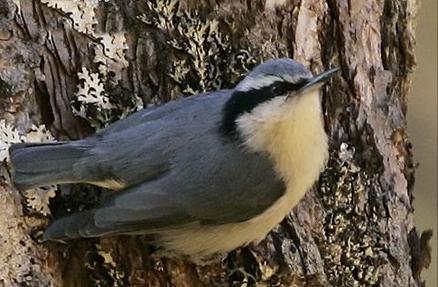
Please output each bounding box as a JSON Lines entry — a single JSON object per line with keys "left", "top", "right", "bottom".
{"left": 9, "top": 58, "right": 338, "bottom": 259}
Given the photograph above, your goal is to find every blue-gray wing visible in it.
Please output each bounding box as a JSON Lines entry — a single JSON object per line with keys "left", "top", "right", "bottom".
{"left": 93, "top": 140, "right": 285, "bottom": 231}
{"left": 77, "top": 91, "right": 231, "bottom": 188}
{"left": 80, "top": 91, "right": 286, "bottom": 232}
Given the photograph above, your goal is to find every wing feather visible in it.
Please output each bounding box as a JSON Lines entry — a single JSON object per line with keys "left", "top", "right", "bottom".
{"left": 50, "top": 90, "right": 287, "bottom": 236}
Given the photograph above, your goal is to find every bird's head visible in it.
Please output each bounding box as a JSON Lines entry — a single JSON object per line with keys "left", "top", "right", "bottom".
{"left": 221, "top": 58, "right": 338, "bottom": 136}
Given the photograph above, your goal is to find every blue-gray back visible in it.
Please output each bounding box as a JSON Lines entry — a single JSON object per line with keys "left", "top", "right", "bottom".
{"left": 78, "top": 91, "right": 286, "bottom": 230}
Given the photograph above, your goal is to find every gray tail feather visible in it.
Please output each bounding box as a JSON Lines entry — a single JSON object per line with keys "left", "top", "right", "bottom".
{"left": 9, "top": 142, "right": 91, "bottom": 190}
{"left": 43, "top": 210, "right": 100, "bottom": 241}
{"left": 43, "top": 210, "right": 155, "bottom": 241}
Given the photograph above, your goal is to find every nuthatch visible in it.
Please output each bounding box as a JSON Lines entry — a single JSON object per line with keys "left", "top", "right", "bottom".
{"left": 9, "top": 59, "right": 338, "bottom": 259}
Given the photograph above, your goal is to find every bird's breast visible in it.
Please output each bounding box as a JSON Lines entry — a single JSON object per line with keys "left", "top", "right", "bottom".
{"left": 236, "top": 91, "right": 329, "bottom": 189}
{"left": 159, "top": 92, "right": 328, "bottom": 259}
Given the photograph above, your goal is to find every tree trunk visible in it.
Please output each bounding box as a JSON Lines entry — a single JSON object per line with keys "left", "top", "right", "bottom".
{"left": 0, "top": 0, "right": 432, "bottom": 286}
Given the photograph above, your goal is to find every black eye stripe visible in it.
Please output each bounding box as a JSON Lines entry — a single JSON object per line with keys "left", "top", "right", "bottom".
{"left": 270, "top": 82, "right": 286, "bottom": 95}
{"left": 263, "top": 79, "right": 310, "bottom": 94}
{"left": 221, "top": 78, "right": 310, "bottom": 136}
{"left": 283, "top": 79, "right": 309, "bottom": 91}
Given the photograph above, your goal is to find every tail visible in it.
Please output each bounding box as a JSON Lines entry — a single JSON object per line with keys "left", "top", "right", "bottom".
{"left": 9, "top": 142, "right": 91, "bottom": 190}
{"left": 43, "top": 210, "right": 102, "bottom": 240}
{"left": 43, "top": 209, "right": 155, "bottom": 241}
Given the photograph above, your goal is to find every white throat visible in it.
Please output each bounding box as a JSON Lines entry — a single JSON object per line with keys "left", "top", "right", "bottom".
{"left": 158, "top": 91, "right": 329, "bottom": 258}
{"left": 236, "top": 91, "right": 329, "bottom": 199}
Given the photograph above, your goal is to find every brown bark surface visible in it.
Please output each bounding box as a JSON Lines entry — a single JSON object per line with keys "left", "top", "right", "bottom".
{"left": 0, "top": 0, "right": 432, "bottom": 286}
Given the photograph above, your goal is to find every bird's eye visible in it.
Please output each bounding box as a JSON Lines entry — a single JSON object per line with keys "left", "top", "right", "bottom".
{"left": 270, "top": 83, "right": 281, "bottom": 96}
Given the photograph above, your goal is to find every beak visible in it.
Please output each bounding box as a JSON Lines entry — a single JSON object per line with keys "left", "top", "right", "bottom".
{"left": 294, "top": 67, "right": 339, "bottom": 97}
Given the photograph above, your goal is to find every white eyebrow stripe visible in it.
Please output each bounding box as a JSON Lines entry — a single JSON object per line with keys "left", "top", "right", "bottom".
{"left": 281, "top": 74, "right": 303, "bottom": 84}
{"left": 235, "top": 75, "right": 281, "bottom": 92}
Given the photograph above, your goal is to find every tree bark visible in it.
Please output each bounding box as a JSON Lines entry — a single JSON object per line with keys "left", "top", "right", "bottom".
{"left": 0, "top": 0, "right": 432, "bottom": 286}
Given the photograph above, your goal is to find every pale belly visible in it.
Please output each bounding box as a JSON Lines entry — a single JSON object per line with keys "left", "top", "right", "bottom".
{"left": 158, "top": 186, "right": 303, "bottom": 258}
{"left": 159, "top": 92, "right": 328, "bottom": 259}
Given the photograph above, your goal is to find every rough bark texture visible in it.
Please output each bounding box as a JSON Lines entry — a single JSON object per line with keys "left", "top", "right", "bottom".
{"left": 0, "top": 0, "right": 432, "bottom": 286}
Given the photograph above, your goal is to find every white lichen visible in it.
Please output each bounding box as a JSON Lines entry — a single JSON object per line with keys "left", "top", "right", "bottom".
{"left": 0, "top": 122, "right": 57, "bottom": 215}
{"left": 24, "top": 125, "right": 57, "bottom": 216}
{"left": 138, "top": 0, "right": 178, "bottom": 31}
{"left": 75, "top": 67, "right": 113, "bottom": 110}
{"left": 40, "top": 0, "right": 136, "bottom": 127}
{"left": 0, "top": 121, "right": 56, "bottom": 284}
{"left": 167, "top": 11, "right": 227, "bottom": 93}
{"left": 0, "top": 181, "right": 53, "bottom": 285}
{"left": 318, "top": 144, "right": 382, "bottom": 286}
{"left": 1, "top": 121, "right": 54, "bottom": 160}
{"left": 23, "top": 186, "right": 56, "bottom": 216}
{"left": 25, "top": 124, "right": 55, "bottom": 143}
{"left": 41, "top": 1, "right": 134, "bottom": 126}
{"left": 72, "top": 67, "right": 114, "bottom": 128}
{"left": 97, "top": 246, "right": 116, "bottom": 267}
{"left": 265, "top": 0, "right": 288, "bottom": 10}
{"left": 0, "top": 119, "right": 24, "bottom": 162}
{"left": 339, "top": 142, "right": 352, "bottom": 161}
{"left": 41, "top": 0, "right": 99, "bottom": 35}
{"left": 94, "top": 33, "right": 130, "bottom": 83}
{"left": 140, "top": 0, "right": 257, "bottom": 96}
{"left": 89, "top": 244, "right": 125, "bottom": 285}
